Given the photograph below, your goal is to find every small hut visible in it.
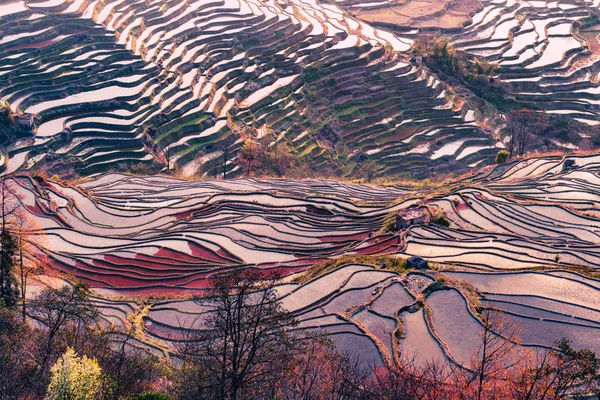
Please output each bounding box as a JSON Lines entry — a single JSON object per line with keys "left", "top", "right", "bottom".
{"left": 396, "top": 207, "right": 428, "bottom": 230}
{"left": 407, "top": 256, "right": 428, "bottom": 269}
{"left": 16, "top": 113, "right": 34, "bottom": 130}
{"left": 562, "top": 159, "right": 578, "bottom": 172}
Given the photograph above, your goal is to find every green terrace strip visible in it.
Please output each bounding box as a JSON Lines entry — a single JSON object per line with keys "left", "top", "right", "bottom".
{"left": 0, "top": 0, "right": 503, "bottom": 179}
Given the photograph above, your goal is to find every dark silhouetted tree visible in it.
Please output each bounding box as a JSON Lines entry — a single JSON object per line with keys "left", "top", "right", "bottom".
{"left": 0, "top": 175, "right": 19, "bottom": 308}
{"left": 177, "top": 269, "right": 297, "bottom": 400}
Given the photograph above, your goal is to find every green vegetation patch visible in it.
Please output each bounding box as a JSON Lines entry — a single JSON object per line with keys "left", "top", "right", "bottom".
{"left": 295, "top": 255, "right": 409, "bottom": 284}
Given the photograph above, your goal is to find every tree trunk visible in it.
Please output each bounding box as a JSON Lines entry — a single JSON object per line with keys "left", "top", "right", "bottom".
{"left": 19, "top": 238, "right": 25, "bottom": 321}
{"left": 223, "top": 148, "right": 228, "bottom": 180}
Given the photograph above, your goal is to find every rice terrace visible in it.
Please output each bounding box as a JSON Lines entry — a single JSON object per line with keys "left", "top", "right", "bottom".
{"left": 2, "top": 0, "right": 600, "bottom": 399}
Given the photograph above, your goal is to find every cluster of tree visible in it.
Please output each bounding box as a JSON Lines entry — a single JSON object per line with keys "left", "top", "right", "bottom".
{"left": 0, "top": 283, "right": 167, "bottom": 400}
{"left": 237, "top": 138, "right": 295, "bottom": 177}
{"left": 0, "top": 102, "right": 17, "bottom": 149}
{"left": 0, "top": 103, "right": 15, "bottom": 127}
{"left": 412, "top": 36, "right": 501, "bottom": 104}
{"left": 0, "top": 102, "right": 36, "bottom": 150}
{"left": 237, "top": 136, "right": 340, "bottom": 179}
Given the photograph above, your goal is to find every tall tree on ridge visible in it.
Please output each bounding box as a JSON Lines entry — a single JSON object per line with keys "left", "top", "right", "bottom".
{"left": 0, "top": 175, "right": 19, "bottom": 308}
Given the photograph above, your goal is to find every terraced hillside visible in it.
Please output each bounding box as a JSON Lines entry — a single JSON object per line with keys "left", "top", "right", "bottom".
{"left": 334, "top": 0, "right": 600, "bottom": 153}
{"left": 12, "top": 173, "right": 410, "bottom": 293}
{"left": 10, "top": 153, "right": 600, "bottom": 292}
{"left": 17, "top": 153, "right": 600, "bottom": 366}
{"left": 0, "top": 0, "right": 500, "bottom": 178}
{"left": 450, "top": 0, "right": 600, "bottom": 134}
{"left": 143, "top": 265, "right": 600, "bottom": 368}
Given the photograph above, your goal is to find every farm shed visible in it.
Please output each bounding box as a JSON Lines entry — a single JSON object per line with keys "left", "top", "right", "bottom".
{"left": 396, "top": 207, "right": 428, "bottom": 230}
{"left": 16, "top": 114, "right": 34, "bottom": 130}
{"left": 407, "top": 256, "right": 428, "bottom": 269}
{"left": 562, "top": 159, "right": 578, "bottom": 172}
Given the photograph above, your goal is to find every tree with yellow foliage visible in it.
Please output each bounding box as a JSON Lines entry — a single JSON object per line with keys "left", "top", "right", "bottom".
{"left": 46, "top": 347, "right": 104, "bottom": 400}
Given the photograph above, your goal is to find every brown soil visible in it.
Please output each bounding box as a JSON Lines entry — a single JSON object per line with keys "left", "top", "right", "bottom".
{"left": 350, "top": 0, "right": 483, "bottom": 31}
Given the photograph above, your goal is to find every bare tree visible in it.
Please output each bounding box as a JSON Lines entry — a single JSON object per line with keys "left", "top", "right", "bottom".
{"left": 507, "top": 112, "right": 531, "bottom": 157}
{"left": 360, "top": 160, "right": 377, "bottom": 183}
{"left": 0, "top": 307, "right": 37, "bottom": 399}
{"left": 0, "top": 103, "right": 16, "bottom": 148}
{"left": 470, "top": 308, "right": 520, "bottom": 400}
{"left": 156, "top": 142, "right": 173, "bottom": 171}
{"left": 29, "top": 283, "right": 98, "bottom": 384}
{"left": 277, "top": 335, "right": 367, "bottom": 400}
{"left": 211, "top": 155, "right": 220, "bottom": 179}
{"left": 144, "top": 126, "right": 174, "bottom": 171}
{"left": 0, "top": 175, "right": 20, "bottom": 308}
{"left": 364, "top": 355, "right": 457, "bottom": 400}
{"left": 508, "top": 338, "right": 599, "bottom": 400}
{"left": 100, "top": 324, "right": 165, "bottom": 398}
{"left": 177, "top": 269, "right": 297, "bottom": 400}
{"left": 443, "top": 307, "right": 522, "bottom": 400}
{"left": 218, "top": 135, "right": 237, "bottom": 180}
{"left": 0, "top": 175, "right": 20, "bottom": 245}
{"left": 11, "top": 210, "right": 48, "bottom": 321}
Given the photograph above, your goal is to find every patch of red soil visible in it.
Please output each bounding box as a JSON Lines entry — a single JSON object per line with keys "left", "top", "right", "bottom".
{"left": 354, "top": 235, "right": 400, "bottom": 255}
{"left": 154, "top": 246, "right": 206, "bottom": 263}
{"left": 104, "top": 254, "right": 160, "bottom": 269}
{"left": 318, "top": 232, "right": 369, "bottom": 242}
{"left": 455, "top": 202, "right": 469, "bottom": 211}
{"left": 189, "top": 242, "right": 236, "bottom": 263}
{"left": 173, "top": 210, "right": 195, "bottom": 220}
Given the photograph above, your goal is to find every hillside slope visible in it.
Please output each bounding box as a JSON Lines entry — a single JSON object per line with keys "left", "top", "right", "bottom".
{"left": 0, "top": 0, "right": 501, "bottom": 178}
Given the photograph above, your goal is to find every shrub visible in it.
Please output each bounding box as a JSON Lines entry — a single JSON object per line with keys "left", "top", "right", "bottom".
{"left": 46, "top": 347, "right": 104, "bottom": 400}
{"left": 380, "top": 211, "right": 397, "bottom": 233}
{"left": 427, "top": 281, "right": 445, "bottom": 292}
{"left": 432, "top": 214, "right": 450, "bottom": 227}
{"left": 31, "top": 170, "right": 48, "bottom": 184}
{"left": 303, "top": 66, "right": 322, "bottom": 83}
{"left": 495, "top": 149, "right": 510, "bottom": 164}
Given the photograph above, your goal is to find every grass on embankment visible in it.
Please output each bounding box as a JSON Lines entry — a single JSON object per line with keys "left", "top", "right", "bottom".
{"left": 293, "top": 254, "right": 410, "bottom": 284}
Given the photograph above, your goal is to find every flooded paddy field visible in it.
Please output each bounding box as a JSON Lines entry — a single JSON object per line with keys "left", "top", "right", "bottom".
{"left": 13, "top": 153, "right": 600, "bottom": 362}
